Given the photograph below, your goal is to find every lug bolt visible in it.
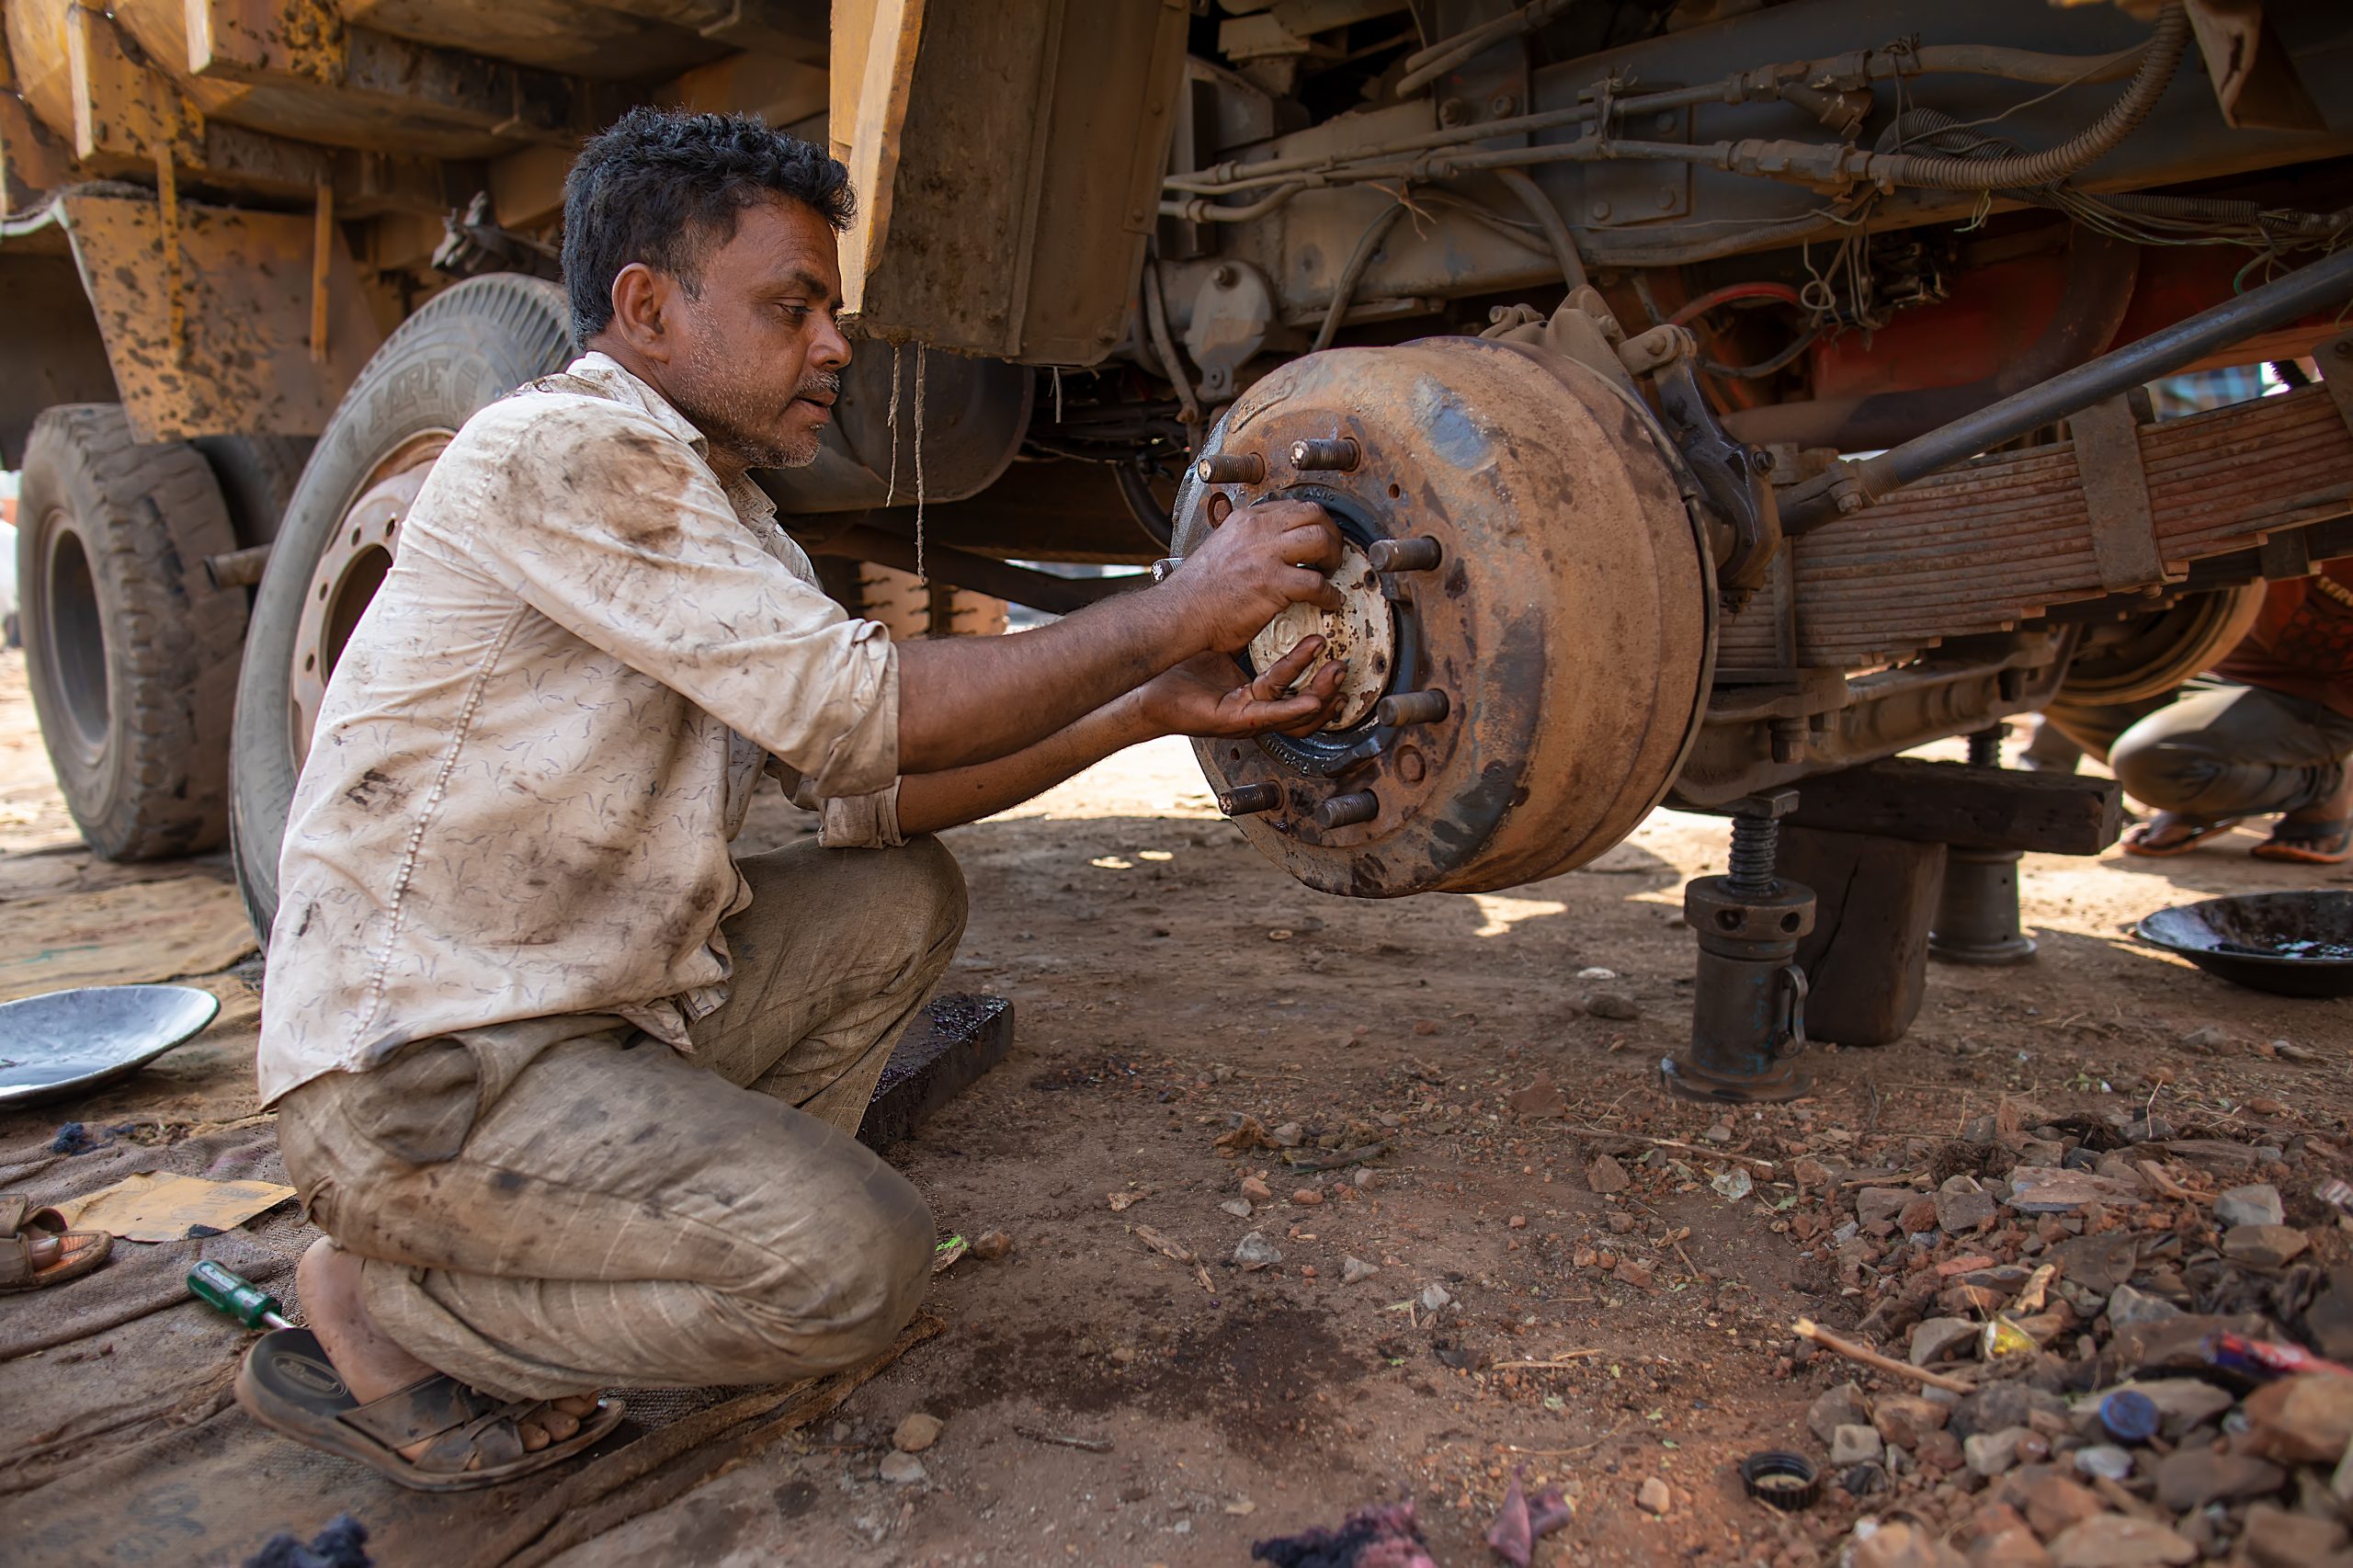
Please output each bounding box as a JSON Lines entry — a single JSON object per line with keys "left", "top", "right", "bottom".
{"left": 1289, "top": 437, "right": 1359, "bottom": 472}
{"left": 1219, "top": 782, "right": 1283, "bottom": 817}
{"left": 1197, "top": 451, "right": 1266, "bottom": 485}
{"left": 1376, "top": 689, "right": 1449, "bottom": 727}
{"left": 1314, "top": 790, "right": 1380, "bottom": 829}
{"left": 1367, "top": 535, "right": 1442, "bottom": 573}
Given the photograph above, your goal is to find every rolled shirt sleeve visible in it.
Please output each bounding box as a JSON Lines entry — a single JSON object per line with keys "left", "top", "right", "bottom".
{"left": 458, "top": 396, "right": 901, "bottom": 798}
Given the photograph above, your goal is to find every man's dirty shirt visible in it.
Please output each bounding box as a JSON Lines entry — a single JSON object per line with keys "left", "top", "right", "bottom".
{"left": 256, "top": 353, "right": 902, "bottom": 1106}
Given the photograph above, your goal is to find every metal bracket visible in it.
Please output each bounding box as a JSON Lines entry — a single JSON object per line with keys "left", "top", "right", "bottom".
{"left": 2073, "top": 394, "right": 2168, "bottom": 594}
{"left": 1653, "top": 358, "right": 1781, "bottom": 606}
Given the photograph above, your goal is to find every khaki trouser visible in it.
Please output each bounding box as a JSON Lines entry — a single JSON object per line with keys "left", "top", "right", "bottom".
{"left": 2039, "top": 677, "right": 2353, "bottom": 820}
{"left": 278, "top": 836, "right": 968, "bottom": 1402}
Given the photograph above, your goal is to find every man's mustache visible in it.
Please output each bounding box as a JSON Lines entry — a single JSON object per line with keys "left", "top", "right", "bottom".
{"left": 796, "top": 369, "right": 843, "bottom": 403}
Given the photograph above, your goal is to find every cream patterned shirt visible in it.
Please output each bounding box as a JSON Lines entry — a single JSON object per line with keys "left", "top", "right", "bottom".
{"left": 256, "top": 354, "right": 902, "bottom": 1106}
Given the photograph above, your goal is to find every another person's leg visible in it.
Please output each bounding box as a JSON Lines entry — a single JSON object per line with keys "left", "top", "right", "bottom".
{"left": 2110, "top": 681, "right": 2353, "bottom": 859}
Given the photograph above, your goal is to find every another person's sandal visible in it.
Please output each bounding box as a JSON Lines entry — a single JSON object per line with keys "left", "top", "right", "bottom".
{"left": 2121, "top": 814, "right": 2242, "bottom": 858}
{"left": 0, "top": 1195, "right": 112, "bottom": 1291}
{"left": 2252, "top": 818, "right": 2353, "bottom": 865}
{"left": 234, "top": 1327, "right": 625, "bottom": 1492}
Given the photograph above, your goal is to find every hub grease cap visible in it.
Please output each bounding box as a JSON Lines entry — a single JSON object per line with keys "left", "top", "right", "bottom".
{"left": 1245, "top": 539, "right": 1394, "bottom": 731}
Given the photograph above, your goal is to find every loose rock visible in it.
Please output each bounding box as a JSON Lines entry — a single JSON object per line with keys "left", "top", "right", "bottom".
{"left": 2244, "top": 1372, "right": 2353, "bottom": 1461}
{"left": 1586, "top": 1155, "right": 1631, "bottom": 1194}
{"left": 1831, "top": 1424, "right": 1883, "bottom": 1466}
{"left": 970, "top": 1230, "right": 1015, "bottom": 1261}
{"left": 1963, "top": 1427, "right": 2025, "bottom": 1478}
{"left": 2044, "top": 1516, "right": 2196, "bottom": 1568}
{"left": 2104, "top": 1284, "right": 2182, "bottom": 1331}
{"left": 1636, "top": 1476, "right": 1670, "bottom": 1516}
{"left": 1586, "top": 993, "right": 1641, "bottom": 1021}
{"left": 2240, "top": 1502, "right": 2349, "bottom": 1568}
{"left": 1220, "top": 1199, "right": 1253, "bottom": 1219}
{"left": 2018, "top": 1474, "right": 2103, "bottom": 1539}
{"left": 1341, "top": 1256, "right": 1377, "bottom": 1285}
{"left": 1810, "top": 1382, "right": 1870, "bottom": 1444}
{"left": 1911, "top": 1317, "right": 1978, "bottom": 1366}
{"left": 1233, "top": 1232, "right": 1282, "bottom": 1271}
{"left": 2149, "top": 1448, "right": 2285, "bottom": 1511}
{"left": 2221, "top": 1224, "right": 2310, "bottom": 1268}
{"left": 878, "top": 1452, "right": 927, "bottom": 1486}
{"left": 1938, "top": 1175, "right": 1997, "bottom": 1233}
{"left": 2214, "top": 1184, "right": 2285, "bottom": 1228}
{"left": 893, "top": 1412, "right": 944, "bottom": 1453}
{"left": 1873, "top": 1394, "right": 1949, "bottom": 1449}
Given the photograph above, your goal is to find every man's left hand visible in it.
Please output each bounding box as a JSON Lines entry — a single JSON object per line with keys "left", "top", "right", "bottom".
{"left": 1137, "top": 635, "right": 1347, "bottom": 739}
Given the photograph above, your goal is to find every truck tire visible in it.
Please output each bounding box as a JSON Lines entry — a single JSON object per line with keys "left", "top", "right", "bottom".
{"left": 193, "top": 434, "right": 315, "bottom": 548}
{"left": 230, "top": 274, "right": 573, "bottom": 940}
{"left": 17, "top": 404, "right": 245, "bottom": 860}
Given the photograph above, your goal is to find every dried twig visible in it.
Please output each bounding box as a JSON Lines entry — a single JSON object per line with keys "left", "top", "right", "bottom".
{"left": 1491, "top": 1352, "right": 1604, "bottom": 1370}
{"left": 1793, "top": 1318, "right": 1973, "bottom": 1394}
{"left": 1505, "top": 1424, "right": 1623, "bottom": 1458}
{"left": 1015, "top": 1427, "right": 1113, "bottom": 1453}
{"left": 1567, "top": 1127, "right": 1776, "bottom": 1172}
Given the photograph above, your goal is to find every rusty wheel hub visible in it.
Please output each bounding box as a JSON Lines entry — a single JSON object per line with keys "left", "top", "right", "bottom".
{"left": 289, "top": 433, "right": 446, "bottom": 760}
{"left": 1179, "top": 336, "right": 1714, "bottom": 897}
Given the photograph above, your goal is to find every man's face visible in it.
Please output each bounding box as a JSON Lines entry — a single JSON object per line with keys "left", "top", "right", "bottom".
{"left": 660, "top": 196, "right": 852, "bottom": 471}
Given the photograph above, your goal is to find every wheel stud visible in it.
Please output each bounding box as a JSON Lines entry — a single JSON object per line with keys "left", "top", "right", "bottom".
{"left": 1314, "top": 790, "right": 1380, "bottom": 829}
{"left": 1197, "top": 451, "right": 1265, "bottom": 485}
{"left": 1367, "top": 536, "right": 1441, "bottom": 572}
{"left": 1375, "top": 689, "right": 1449, "bottom": 727}
{"left": 1289, "top": 437, "right": 1359, "bottom": 472}
{"left": 1219, "top": 782, "right": 1283, "bottom": 817}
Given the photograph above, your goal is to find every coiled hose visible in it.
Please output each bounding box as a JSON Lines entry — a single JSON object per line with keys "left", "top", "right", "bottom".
{"left": 1870, "top": 3, "right": 2188, "bottom": 190}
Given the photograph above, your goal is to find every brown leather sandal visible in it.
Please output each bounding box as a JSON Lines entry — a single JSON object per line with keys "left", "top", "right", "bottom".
{"left": 0, "top": 1195, "right": 112, "bottom": 1291}
{"left": 234, "top": 1327, "right": 625, "bottom": 1492}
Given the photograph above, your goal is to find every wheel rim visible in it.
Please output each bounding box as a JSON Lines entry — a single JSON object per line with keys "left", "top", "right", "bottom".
{"left": 40, "top": 512, "right": 109, "bottom": 762}
{"left": 287, "top": 432, "right": 448, "bottom": 763}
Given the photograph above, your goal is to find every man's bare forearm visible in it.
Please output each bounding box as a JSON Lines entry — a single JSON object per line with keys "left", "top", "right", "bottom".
{"left": 894, "top": 692, "right": 1157, "bottom": 835}
{"left": 894, "top": 585, "right": 1200, "bottom": 775}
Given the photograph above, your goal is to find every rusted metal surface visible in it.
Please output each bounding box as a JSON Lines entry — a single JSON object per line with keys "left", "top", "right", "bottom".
{"left": 1722, "top": 235, "right": 2142, "bottom": 454}
{"left": 833, "top": 0, "right": 1188, "bottom": 365}
{"left": 1664, "top": 792, "right": 1814, "bottom": 1105}
{"left": 1178, "top": 335, "right": 1713, "bottom": 897}
{"left": 290, "top": 436, "right": 437, "bottom": 759}
{"left": 51, "top": 186, "right": 383, "bottom": 442}
{"left": 2071, "top": 393, "right": 2165, "bottom": 594}
{"left": 1675, "top": 629, "right": 2077, "bottom": 806}
{"left": 1719, "top": 383, "right": 2353, "bottom": 672}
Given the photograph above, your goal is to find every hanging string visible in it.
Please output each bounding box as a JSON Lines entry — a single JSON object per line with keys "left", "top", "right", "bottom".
{"left": 1051, "top": 364, "right": 1064, "bottom": 424}
{"left": 913, "top": 347, "right": 928, "bottom": 585}
{"left": 883, "top": 341, "right": 904, "bottom": 506}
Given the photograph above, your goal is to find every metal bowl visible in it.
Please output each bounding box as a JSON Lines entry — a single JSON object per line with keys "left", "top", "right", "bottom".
{"left": 0, "top": 984, "right": 222, "bottom": 1108}
{"left": 2135, "top": 891, "right": 2353, "bottom": 998}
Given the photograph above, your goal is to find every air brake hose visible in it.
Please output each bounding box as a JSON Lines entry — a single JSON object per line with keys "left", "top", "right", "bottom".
{"left": 1868, "top": 4, "right": 2189, "bottom": 191}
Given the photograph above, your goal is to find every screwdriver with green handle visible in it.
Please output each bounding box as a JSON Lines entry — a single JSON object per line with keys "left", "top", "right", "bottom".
{"left": 188, "top": 1259, "right": 292, "bottom": 1330}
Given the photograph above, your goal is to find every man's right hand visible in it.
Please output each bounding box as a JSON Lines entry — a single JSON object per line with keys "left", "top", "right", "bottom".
{"left": 1167, "top": 498, "right": 1345, "bottom": 653}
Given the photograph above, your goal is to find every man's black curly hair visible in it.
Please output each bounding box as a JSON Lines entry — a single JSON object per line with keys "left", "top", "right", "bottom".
{"left": 561, "top": 107, "right": 855, "bottom": 347}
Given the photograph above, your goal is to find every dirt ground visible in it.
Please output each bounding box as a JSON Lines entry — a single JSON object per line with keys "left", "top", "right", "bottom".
{"left": 3, "top": 641, "right": 2350, "bottom": 1567}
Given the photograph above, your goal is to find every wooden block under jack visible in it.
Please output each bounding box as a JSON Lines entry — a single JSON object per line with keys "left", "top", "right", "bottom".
{"left": 859, "top": 994, "right": 1015, "bottom": 1149}
{"left": 1775, "top": 825, "right": 1947, "bottom": 1049}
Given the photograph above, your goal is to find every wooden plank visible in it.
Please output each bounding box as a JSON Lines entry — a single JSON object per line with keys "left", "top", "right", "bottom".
{"left": 1780, "top": 757, "right": 2123, "bottom": 855}
{"left": 1779, "top": 826, "right": 1944, "bottom": 1049}
{"left": 858, "top": 993, "right": 1013, "bottom": 1149}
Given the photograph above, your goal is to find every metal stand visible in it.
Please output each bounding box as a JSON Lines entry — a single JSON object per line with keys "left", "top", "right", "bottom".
{"left": 1928, "top": 729, "right": 2038, "bottom": 966}
{"left": 1664, "top": 790, "right": 1815, "bottom": 1104}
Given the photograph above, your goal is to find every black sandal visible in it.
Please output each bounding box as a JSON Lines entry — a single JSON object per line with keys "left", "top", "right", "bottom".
{"left": 234, "top": 1327, "right": 624, "bottom": 1492}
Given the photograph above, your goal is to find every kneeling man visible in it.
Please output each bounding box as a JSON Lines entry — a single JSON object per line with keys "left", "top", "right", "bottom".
{"left": 244, "top": 106, "right": 1346, "bottom": 1487}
